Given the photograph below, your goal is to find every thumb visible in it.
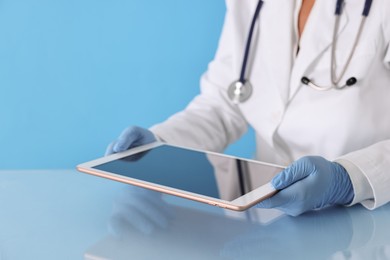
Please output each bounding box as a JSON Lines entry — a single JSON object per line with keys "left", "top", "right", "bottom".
{"left": 114, "top": 127, "right": 141, "bottom": 152}
{"left": 256, "top": 197, "right": 275, "bottom": 209}
{"left": 105, "top": 141, "right": 117, "bottom": 156}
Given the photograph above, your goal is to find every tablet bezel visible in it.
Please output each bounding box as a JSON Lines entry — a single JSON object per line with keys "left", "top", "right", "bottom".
{"left": 77, "top": 142, "right": 284, "bottom": 211}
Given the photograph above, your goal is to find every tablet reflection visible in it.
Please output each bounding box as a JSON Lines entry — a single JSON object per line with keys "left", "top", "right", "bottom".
{"left": 85, "top": 199, "right": 390, "bottom": 260}
{"left": 86, "top": 187, "right": 284, "bottom": 260}
{"left": 106, "top": 185, "right": 280, "bottom": 238}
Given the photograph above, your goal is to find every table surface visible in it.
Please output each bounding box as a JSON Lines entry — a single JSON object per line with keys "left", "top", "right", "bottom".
{"left": 1, "top": 170, "right": 389, "bottom": 260}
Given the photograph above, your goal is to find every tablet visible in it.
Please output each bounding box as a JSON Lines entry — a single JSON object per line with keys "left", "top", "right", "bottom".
{"left": 77, "top": 142, "right": 284, "bottom": 211}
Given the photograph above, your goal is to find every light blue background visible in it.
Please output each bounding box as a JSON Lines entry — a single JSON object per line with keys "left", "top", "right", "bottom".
{"left": 0, "top": 0, "right": 255, "bottom": 169}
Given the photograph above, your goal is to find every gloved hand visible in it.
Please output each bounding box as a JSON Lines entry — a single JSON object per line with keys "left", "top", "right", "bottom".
{"left": 257, "top": 156, "right": 354, "bottom": 216}
{"left": 105, "top": 126, "right": 156, "bottom": 156}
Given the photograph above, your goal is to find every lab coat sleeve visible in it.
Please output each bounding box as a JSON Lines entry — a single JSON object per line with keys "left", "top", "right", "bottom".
{"left": 335, "top": 140, "right": 390, "bottom": 210}
{"left": 150, "top": 3, "right": 247, "bottom": 152}
{"left": 334, "top": 0, "right": 390, "bottom": 210}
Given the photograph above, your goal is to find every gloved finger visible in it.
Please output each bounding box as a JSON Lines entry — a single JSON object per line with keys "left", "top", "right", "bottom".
{"left": 114, "top": 126, "right": 140, "bottom": 152}
{"left": 257, "top": 193, "right": 305, "bottom": 217}
{"left": 105, "top": 141, "right": 117, "bottom": 156}
{"left": 271, "top": 157, "right": 314, "bottom": 190}
{"left": 256, "top": 189, "right": 295, "bottom": 209}
{"left": 257, "top": 179, "right": 314, "bottom": 216}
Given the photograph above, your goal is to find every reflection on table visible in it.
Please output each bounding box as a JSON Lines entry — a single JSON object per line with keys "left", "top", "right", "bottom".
{"left": 86, "top": 187, "right": 390, "bottom": 260}
{"left": 0, "top": 170, "right": 389, "bottom": 260}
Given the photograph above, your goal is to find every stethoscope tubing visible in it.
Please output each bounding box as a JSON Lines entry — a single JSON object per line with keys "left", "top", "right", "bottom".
{"left": 239, "top": 0, "right": 264, "bottom": 84}
{"left": 230, "top": 0, "right": 374, "bottom": 104}
{"left": 304, "top": 0, "right": 373, "bottom": 90}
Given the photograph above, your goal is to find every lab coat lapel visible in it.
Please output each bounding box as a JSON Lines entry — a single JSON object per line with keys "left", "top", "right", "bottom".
{"left": 288, "top": 0, "right": 349, "bottom": 100}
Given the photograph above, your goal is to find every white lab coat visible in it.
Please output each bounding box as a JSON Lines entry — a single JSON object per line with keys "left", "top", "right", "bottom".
{"left": 151, "top": 0, "right": 390, "bottom": 210}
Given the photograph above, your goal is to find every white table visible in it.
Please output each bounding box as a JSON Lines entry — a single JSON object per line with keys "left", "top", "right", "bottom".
{"left": 1, "top": 170, "right": 389, "bottom": 259}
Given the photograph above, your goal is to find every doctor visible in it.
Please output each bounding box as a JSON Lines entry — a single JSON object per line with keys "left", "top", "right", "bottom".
{"left": 106, "top": 0, "right": 390, "bottom": 216}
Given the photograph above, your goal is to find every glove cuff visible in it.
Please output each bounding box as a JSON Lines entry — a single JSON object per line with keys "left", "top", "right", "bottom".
{"left": 332, "top": 162, "right": 355, "bottom": 205}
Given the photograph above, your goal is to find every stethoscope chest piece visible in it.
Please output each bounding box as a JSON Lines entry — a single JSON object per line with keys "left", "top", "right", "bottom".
{"left": 228, "top": 80, "right": 253, "bottom": 104}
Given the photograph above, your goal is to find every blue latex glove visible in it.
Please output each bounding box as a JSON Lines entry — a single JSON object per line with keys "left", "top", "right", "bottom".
{"left": 257, "top": 156, "right": 354, "bottom": 216}
{"left": 105, "top": 126, "right": 156, "bottom": 156}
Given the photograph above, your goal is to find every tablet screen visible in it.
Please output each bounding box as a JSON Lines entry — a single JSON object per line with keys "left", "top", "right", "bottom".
{"left": 93, "top": 145, "right": 281, "bottom": 201}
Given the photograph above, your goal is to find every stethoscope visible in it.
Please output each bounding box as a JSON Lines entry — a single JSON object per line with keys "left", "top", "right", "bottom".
{"left": 228, "top": 0, "right": 374, "bottom": 104}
